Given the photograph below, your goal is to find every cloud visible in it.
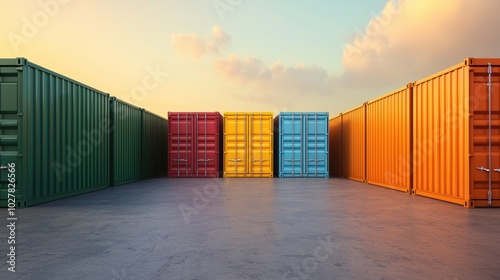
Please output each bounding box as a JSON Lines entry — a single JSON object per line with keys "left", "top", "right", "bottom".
{"left": 171, "top": 26, "right": 231, "bottom": 58}
{"left": 214, "top": 54, "right": 335, "bottom": 97}
{"left": 339, "top": 0, "right": 500, "bottom": 88}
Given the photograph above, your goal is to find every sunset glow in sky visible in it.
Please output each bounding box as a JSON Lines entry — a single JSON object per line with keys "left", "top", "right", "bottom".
{"left": 2, "top": 0, "right": 500, "bottom": 118}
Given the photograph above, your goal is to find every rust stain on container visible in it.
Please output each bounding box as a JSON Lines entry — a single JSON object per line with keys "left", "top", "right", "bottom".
{"left": 366, "top": 84, "right": 413, "bottom": 193}
{"left": 413, "top": 58, "right": 500, "bottom": 207}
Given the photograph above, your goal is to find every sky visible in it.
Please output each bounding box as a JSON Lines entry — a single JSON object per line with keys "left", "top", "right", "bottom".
{"left": 2, "top": 0, "right": 500, "bottom": 119}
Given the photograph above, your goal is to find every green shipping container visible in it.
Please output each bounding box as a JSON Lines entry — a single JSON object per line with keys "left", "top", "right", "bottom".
{"left": 0, "top": 58, "right": 110, "bottom": 208}
{"left": 142, "top": 110, "right": 168, "bottom": 178}
{"left": 110, "top": 98, "right": 142, "bottom": 186}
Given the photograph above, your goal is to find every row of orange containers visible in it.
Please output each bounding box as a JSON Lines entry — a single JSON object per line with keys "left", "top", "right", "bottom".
{"left": 330, "top": 58, "right": 500, "bottom": 208}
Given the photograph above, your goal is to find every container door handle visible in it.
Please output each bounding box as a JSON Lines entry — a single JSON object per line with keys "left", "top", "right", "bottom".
{"left": 0, "top": 165, "right": 7, "bottom": 171}
{"left": 197, "top": 159, "right": 213, "bottom": 162}
{"left": 285, "top": 159, "right": 300, "bottom": 162}
{"left": 173, "top": 159, "right": 188, "bottom": 162}
{"left": 476, "top": 166, "right": 490, "bottom": 172}
{"left": 493, "top": 168, "right": 500, "bottom": 173}
{"left": 252, "top": 159, "right": 268, "bottom": 162}
{"left": 308, "top": 159, "right": 324, "bottom": 162}
{"left": 229, "top": 159, "right": 243, "bottom": 162}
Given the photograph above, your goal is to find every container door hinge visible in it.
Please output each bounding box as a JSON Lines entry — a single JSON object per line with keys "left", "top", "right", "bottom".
{"left": 476, "top": 166, "right": 490, "bottom": 172}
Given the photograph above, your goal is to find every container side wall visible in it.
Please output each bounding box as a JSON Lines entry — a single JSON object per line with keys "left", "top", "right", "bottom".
{"left": 1, "top": 58, "right": 110, "bottom": 208}
{"left": 329, "top": 116, "right": 342, "bottom": 177}
{"left": 413, "top": 61, "right": 469, "bottom": 205}
{"left": 110, "top": 98, "right": 142, "bottom": 186}
{"left": 142, "top": 111, "right": 168, "bottom": 179}
{"left": 341, "top": 106, "right": 366, "bottom": 182}
{"left": 366, "top": 85, "right": 412, "bottom": 192}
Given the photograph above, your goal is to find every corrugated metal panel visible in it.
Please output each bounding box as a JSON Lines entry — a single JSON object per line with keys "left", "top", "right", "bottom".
{"left": 413, "top": 58, "right": 500, "bottom": 207}
{"left": 0, "top": 58, "right": 110, "bottom": 208}
{"left": 341, "top": 105, "right": 366, "bottom": 182}
{"left": 110, "top": 98, "right": 142, "bottom": 186}
{"left": 142, "top": 110, "right": 168, "bottom": 179}
{"left": 329, "top": 116, "right": 342, "bottom": 177}
{"left": 275, "top": 112, "right": 329, "bottom": 178}
{"left": 223, "top": 112, "right": 273, "bottom": 177}
{"left": 168, "top": 112, "right": 222, "bottom": 177}
{"left": 366, "top": 84, "right": 413, "bottom": 192}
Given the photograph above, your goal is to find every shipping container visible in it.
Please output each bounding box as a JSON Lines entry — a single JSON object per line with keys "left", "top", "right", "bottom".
{"left": 329, "top": 115, "right": 342, "bottom": 177}
{"left": 168, "top": 112, "right": 222, "bottom": 177}
{"left": 340, "top": 105, "right": 366, "bottom": 182}
{"left": 413, "top": 58, "right": 500, "bottom": 207}
{"left": 142, "top": 110, "right": 168, "bottom": 179}
{"left": 110, "top": 98, "right": 142, "bottom": 186}
{"left": 366, "top": 84, "right": 413, "bottom": 193}
{"left": 0, "top": 58, "right": 110, "bottom": 208}
{"left": 274, "top": 112, "right": 329, "bottom": 178}
{"left": 223, "top": 112, "right": 273, "bottom": 177}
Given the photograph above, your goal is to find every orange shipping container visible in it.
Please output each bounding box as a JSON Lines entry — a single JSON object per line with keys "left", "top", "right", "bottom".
{"left": 340, "top": 105, "right": 366, "bottom": 182}
{"left": 413, "top": 58, "right": 500, "bottom": 207}
{"left": 329, "top": 116, "right": 342, "bottom": 177}
{"left": 366, "top": 84, "right": 413, "bottom": 193}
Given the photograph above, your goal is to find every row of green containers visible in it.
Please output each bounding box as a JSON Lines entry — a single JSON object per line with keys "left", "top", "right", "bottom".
{"left": 0, "top": 58, "right": 167, "bottom": 208}
{"left": 330, "top": 58, "right": 500, "bottom": 207}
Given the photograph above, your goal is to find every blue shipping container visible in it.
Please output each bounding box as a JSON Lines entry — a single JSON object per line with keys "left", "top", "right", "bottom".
{"left": 274, "top": 112, "right": 329, "bottom": 178}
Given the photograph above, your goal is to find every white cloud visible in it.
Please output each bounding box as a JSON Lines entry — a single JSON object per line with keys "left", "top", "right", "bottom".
{"left": 339, "top": 0, "right": 500, "bottom": 89}
{"left": 214, "top": 54, "right": 335, "bottom": 98}
{"left": 171, "top": 25, "right": 231, "bottom": 58}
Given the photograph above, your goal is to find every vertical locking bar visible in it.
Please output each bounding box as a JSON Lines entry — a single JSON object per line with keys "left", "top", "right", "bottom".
{"left": 185, "top": 112, "right": 189, "bottom": 176}
{"left": 204, "top": 113, "right": 207, "bottom": 177}
{"left": 292, "top": 113, "right": 295, "bottom": 176}
{"left": 260, "top": 113, "right": 263, "bottom": 176}
{"left": 235, "top": 113, "right": 238, "bottom": 177}
{"left": 177, "top": 112, "right": 180, "bottom": 176}
{"left": 488, "top": 63, "right": 493, "bottom": 206}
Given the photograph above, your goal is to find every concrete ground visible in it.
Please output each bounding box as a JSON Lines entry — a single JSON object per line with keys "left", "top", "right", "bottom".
{"left": 2, "top": 178, "right": 500, "bottom": 280}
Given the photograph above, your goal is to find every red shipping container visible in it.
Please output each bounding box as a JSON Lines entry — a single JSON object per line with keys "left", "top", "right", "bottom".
{"left": 168, "top": 112, "right": 223, "bottom": 177}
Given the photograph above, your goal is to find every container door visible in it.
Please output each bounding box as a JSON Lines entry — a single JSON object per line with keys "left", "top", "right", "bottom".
{"left": 224, "top": 113, "right": 247, "bottom": 177}
{"left": 170, "top": 113, "right": 193, "bottom": 176}
{"left": 281, "top": 114, "right": 303, "bottom": 177}
{"left": 471, "top": 63, "right": 500, "bottom": 206}
{"left": 248, "top": 114, "right": 273, "bottom": 177}
{"left": 0, "top": 65, "right": 20, "bottom": 207}
{"left": 195, "top": 113, "right": 219, "bottom": 177}
{"left": 304, "top": 113, "right": 329, "bottom": 177}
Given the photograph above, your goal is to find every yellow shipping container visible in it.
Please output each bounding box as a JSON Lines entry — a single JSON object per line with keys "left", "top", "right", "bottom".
{"left": 341, "top": 105, "right": 366, "bottom": 182}
{"left": 223, "top": 112, "right": 274, "bottom": 177}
